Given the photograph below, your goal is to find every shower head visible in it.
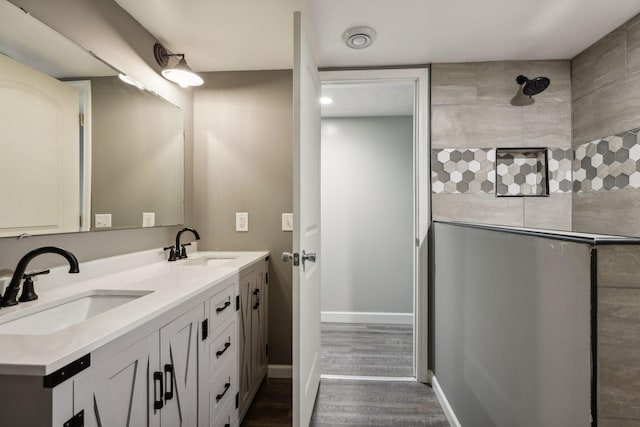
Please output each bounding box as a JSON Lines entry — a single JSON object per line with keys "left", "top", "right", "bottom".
{"left": 516, "top": 75, "right": 550, "bottom": 97}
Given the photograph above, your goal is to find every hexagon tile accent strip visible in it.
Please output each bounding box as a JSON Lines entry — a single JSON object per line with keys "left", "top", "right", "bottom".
{"left": 573, "top": 128, "right": 640, "bottom": 192}
{"left": 548, "top": 148, "right": 573, "bottom": 193}
{"left": 431, "top": 149, "right": 496, "bottom": 193}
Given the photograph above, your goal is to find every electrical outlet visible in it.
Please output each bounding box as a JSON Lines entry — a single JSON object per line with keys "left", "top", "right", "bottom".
{"left": 95, "top": 213, "right": 112, "bottom": 228}
{"left": 142, "top": 212, "right": 155, "bottom": 227}
{"left": 282, "top": 213, "right": 293, "bottom": 231}
{"left": 236, "top": 212, "right": 249, "bottom": 232}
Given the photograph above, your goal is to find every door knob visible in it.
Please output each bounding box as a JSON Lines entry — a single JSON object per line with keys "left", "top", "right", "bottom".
{"left": 301, "top": 250, "right": 316, "bottom": 270}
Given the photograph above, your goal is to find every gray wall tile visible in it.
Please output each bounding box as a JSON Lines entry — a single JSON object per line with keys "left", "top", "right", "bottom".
{"left": 572, "top": 27, "right": 627, "bottom": 101}
{"left": 572, "top": 72, "right": 640, "bottom": 147}
{"left": 573, "top": 189, "right": 640, "bottom": 237}
{"left": 598, "top": 287, "right": 640, "bottom": 420}
{"left": 523, "top": 102, "right": 571, "bottom": 147}
{"left": 431, "top": 63, "right": 478, "bottom": 105}
{"left": 432, "top": 193, "right": 523, "bottom": 226}
{"left": 432, "top": 104, "right": 524, "bottom": 149}
{"left": 523, "top": 193, "right": 572, "bottom": 230}
{"left": 627, "top": 14, "right": 640, "bottom": 75}
{"left": 598, "top": 245, "right": 640, "bottom": 289}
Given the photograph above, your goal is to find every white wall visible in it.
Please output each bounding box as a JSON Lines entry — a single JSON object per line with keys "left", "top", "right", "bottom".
{"left": 321, "top": 116, "right": 413, "bottom": 315}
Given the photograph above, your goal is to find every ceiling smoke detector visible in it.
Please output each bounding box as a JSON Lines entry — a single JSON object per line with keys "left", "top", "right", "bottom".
{"left": 342, "top": 26, "right": 376, "bottom": 49}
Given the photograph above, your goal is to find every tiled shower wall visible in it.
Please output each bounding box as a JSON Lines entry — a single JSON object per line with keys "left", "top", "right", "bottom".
{"left": 572, "top": 14, "right": 640, "bottom": 237}
{"left": 431, "top": 60, "right": 572, "bottom": 230}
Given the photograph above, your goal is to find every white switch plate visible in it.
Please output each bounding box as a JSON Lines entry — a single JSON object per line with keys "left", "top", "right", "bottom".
{"left": 95, "top": 213, "right": 112, "bottom": 228}
{"left": 142, "top": 212, "right": 155, "bottom": 227}
{"left": 282, "top": 213, "right": 293, "bottom": 232}
{"left": 236, "top": 212, "right": 249, "bottom": 232}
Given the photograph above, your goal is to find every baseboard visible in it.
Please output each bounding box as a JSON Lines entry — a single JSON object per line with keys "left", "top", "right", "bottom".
{"left": 432, "top": 376, "right": 462, "bottom": 427}
{"left": 321, "top": 311, "right": 413, "bottom": 324}
{"left": 268, "top": 364, "right": 292, "bottom": 379}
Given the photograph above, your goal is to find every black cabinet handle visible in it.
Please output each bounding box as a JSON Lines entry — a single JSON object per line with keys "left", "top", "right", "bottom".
{"left": 216, "top": 300, "right": 231, "bottom": 313}
{"left": 164, "top": 364, "right": 174, "bottom": 401}
{"left": 153, "top": 371, "right": 164, "bottom": 410}
{"left": 216, "top": 382, "right": 231, "bottom": 402}
{"left": 253, "top": 289, "right": 260, "bottom": 310}
{"left": 216, "top": 340, "right": 231, "bottom": 358}
{"left": 224, "top": 424, "right": 230, "bottom": 427}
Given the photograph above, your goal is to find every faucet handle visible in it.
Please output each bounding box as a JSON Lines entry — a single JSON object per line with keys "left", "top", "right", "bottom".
{"left": 22, "top": 269, "right": 50, "bottom": 279}
{"left": 163, "top": 246, "right": 177, "bottom": 262}
{"left": 180, "top": 243, "right": 192, "bottom": 259}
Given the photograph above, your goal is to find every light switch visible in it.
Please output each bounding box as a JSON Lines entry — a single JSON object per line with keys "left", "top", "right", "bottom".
{"left": 236, "top": 212, "right": 249, "bottom": 232}
{"left": 95, "top": 213, "right": 112, "bottom": 228}
{"left": 142, "top": 212, "right": 155, "bottom": 227}
{"left": 282, "top": 213, "right": 293, "bottom": 232}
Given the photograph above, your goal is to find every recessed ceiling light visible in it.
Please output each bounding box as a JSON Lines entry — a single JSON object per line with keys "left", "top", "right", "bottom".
{"left": 320, "top": 97, "right": 334, "bottom": 105}
{"left": 342, "top": 26, "right": 377, "bottom": 49}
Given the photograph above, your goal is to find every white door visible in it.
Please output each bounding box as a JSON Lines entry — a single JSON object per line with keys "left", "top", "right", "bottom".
{"left": 0, "top": 53, "right": 79, "bottom": 237}
{"left": 292, "top": 11, "right": 322, "bottom": 427}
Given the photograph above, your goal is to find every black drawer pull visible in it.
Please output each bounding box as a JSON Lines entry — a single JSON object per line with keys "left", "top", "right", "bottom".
{"left": 153, "top": 371, "right": 164, "bottom": 410}
{"left": 216, "top": 382, "right": 231, "bottom": 402}
{"left": 216, "top": 300, "right": 231, "bottom": 313}
{"left": 253, "top": 288, "right": 260, "bottom": 310}
{"left": 216, "top": 340, "right": 231, "bottom": 358}
{"left": 224, "top": 424, "right": 230, "bottom": 427}
{"left": 164, "top": 364, "right": 174, "bottom": 401}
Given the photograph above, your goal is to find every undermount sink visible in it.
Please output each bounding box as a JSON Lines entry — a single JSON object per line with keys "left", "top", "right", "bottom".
{"left": 181, "top": 255, "right": 237, "bottom": 267}
{"left": 0, "top": 290, "right": 152, "bottom": 335}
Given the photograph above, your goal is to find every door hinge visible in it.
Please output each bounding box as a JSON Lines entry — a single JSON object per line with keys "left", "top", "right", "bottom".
{"left": 202, "top": 319, "right": 208, "bottom": 341}
{"left": 64, "top": 410, "right": 84, "bottom": 427}
{"left": 265, "top": 272, "right": 269, "bottom": 284}
{"left": 235, "top": 392, "right": 239, "bottom": 409}
{"left": 79, "top": 113, "right": 85, "bottom": 127}
{"left": 236, "top": 295, "right": 240, "bottom": 311}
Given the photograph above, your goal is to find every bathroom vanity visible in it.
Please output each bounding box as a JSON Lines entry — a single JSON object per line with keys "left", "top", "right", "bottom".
{"left": 0, "top": 248, "right": 269, "bottom": 427}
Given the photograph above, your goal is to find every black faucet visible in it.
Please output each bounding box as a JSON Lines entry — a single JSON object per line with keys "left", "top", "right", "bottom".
{"left": 168, "top": 227, "right": 200, "bottom": 261}
{"left": 1, "top": 246, "right": 80, "bottom": 307}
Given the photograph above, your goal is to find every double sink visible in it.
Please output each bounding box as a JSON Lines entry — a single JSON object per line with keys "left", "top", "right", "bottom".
{"left": 0, "top": 254, "right": 237, "bottom": 336}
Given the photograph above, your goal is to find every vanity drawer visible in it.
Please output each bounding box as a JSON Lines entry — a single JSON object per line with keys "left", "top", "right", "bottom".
{"left": 208, "top": 319, "right": 236, "bottom": 379}
{"left": 209, "top": 372, "right": 236, "bottom": 424}
{"left": 212, "top": 394, "right": 237, "bottom": 427}
{"left": 209, "top": 283, "right": 235, "bottom": 331}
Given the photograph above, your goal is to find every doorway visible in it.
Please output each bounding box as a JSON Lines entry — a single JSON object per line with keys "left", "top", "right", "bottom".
{"left": 319, "top": 68, "right": 430, "bottom": 382}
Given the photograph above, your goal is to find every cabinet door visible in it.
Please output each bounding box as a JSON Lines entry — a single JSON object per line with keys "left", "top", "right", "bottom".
{"left": 160, "top": 306, "right": 203, "bottom": 427}
{"left": 74, "top": 332, "right": 160, "bottom": 427}
{"left": 258, "top": 264, "right": 269, "bottom": 377}
{"left": 252, "top": 269, "right": 267, "bottom": 382}
{"left": 238, "top": 271, "right": 256, "bottom": 414}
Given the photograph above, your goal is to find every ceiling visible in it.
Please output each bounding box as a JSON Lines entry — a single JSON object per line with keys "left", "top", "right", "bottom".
{"left": 115, "top": 0, "right": 640, "bottom": 71}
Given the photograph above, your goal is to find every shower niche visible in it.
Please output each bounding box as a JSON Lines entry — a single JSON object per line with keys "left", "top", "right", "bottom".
{"left": 495, "top": 147, "right": 549, "bottom": 197}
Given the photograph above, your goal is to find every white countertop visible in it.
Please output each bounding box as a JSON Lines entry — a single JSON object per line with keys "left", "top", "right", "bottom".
{"left": 0, "top": 248, "right": 269, "bottom": 376}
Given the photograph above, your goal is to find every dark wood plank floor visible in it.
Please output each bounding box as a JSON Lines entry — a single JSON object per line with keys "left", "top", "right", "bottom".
{"left": 241, "top": 378, "right": 449, "bottom": 426}
{"left": 321, "top": 322, "right": 413, "bottom": 377}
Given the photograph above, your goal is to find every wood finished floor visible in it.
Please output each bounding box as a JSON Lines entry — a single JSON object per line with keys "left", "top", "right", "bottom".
{"left": 321, "top": 322, "right": 413, "bottom": 377}
{"left": 241, "top": 378, "right": 450, "bottom": 426}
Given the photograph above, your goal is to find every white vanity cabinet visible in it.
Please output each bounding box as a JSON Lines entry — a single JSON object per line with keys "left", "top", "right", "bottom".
{"left": 0, "top": 252, "right": 268, "bottom": 427}
{"left": 73, "top": 303, "right": 202, "bottom": 427}
{"left": 238, "top": 258, "right": 269, "bottom": 420}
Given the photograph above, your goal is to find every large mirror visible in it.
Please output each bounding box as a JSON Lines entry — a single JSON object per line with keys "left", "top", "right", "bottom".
{"left": 0, "top": 0, "right": 184, "bottom": 238}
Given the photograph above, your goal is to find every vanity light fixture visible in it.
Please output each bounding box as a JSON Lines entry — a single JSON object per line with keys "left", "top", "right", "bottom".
{"left": 118, "top": 73, "right": 144, "bottom": 90}
{"left": 342, "top": 26, "right": 377, "bottom": 49}
{"left": 319, "top": 96, "right": 334, "bottom": 105}
{"left": 153, "top": 43, "right": 203, "bottom": 88}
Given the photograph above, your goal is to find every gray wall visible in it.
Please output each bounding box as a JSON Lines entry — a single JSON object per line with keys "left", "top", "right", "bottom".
{"left": 321, "top": 117, "right": 413, "bottom": 314}
{"left": 0, "top": 0, "right": 194, "bottom": 274}
{"left": 193, "top": 70, "right": 293, "bottom": 365}
{"left": 431, "top": 61, "right": 572, "bottom": 230}
{"left": 434, "top": 223, "right": 591, "bottom": 426}
{"left": 572, "top": 14, "right": 640, "bottom": 236}
{"left": 91, "top": 77, "right": 184, "bottom": 229}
